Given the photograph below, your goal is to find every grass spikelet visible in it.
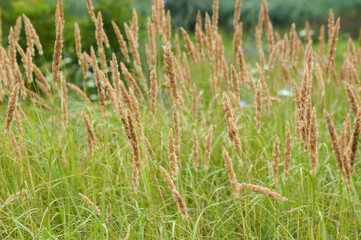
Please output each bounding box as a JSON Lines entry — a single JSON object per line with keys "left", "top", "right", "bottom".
{"left": 163, "top": 41, "right": 179, "bottom": 103}
{"left": 14, "top": 16, "right": 22, "bottom": 42}
{"left": 74, "top": 23, "right": 82, "bottom": 65}
{"left": 223, "top": 92, "right": 242, "bottom": 160}
{"left": 124, "top": 23, "right": 141, "bottom": 67}
{"left": 159, "top": 166, "right": 176, "bottom": 191}
{"left": 180, "top": 27, "right": 198, "bottom": 63}
{"left": 5, "top": 83, "right": 19, "bottom": 134}
{"left": 239, "top": 183, "right": 288, "bottom": 201}
{"left": 112, "top": 21, "right": 130, "bottom": 63}
{"left": 127, "top": 114, "right": 140, "bottom": 174}
{"left": 67, "top": 83, "right": 91, "bottom": 104}
{"left": 309, "top": 108, "right": 318, "bottom": 175}
{"left": 324, "top": 110, "right": 343, "bottom": 174}
{"left": 326, "top": 17, "right": 340, "bottom": 75}
{"left": 171, "top": 189, "right": 188, "bottom": 220}
{"left": 25, "top": 48, "right": 33, "bottom": 84}
{"left": 168, "top": 128, "right": 178, "bottom": 179}
{"left": 82, "top": 112, "right": 96, "bottom": 158}
{"left": 233, "top": 0, "right": 242, "bottom": 30}
{"left": 52, "top": 16, "right": 63, "bottom": 89}
{"left": 231, "top": 64, "right": 240, "bottom": 100}
{"left": 147, "top": 18, "right": 157, "bottom": 64}
{"left": 223, "top": 148, "right": 240, "bottom": 198}
{"left": 272, "top": 136, "right": 280, "bottom": 182}
{"left": 212, "top": 0, "right": 219, "bottom": 35}
{"left": 78, "top": 192, "right": 101, "bottom": 217}
{"left": 204, "top": 124, "right": 213, "bottom": 171}
{"left": 347, "top": 107, "right": 361, "bottom": 173}
{"left": 150, "top": 69, "right": 157, "bottom": 114}
{"left": 284, "top": 122, "right": 292, "bottom": 182}
{"left": 345, "top": 83, "right": 358, "bottom": 115}
{"left": 10, "top": 130, "right": 21, "bottom": 165}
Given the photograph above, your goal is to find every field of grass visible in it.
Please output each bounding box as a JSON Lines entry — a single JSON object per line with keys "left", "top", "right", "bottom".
{"left": 0, "top": 0, "right": 361, "bottom": 239}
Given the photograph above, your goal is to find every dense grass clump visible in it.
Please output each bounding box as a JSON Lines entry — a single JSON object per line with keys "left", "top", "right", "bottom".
{"left": 0, "top": 0, "right": 361, "bottom": 239}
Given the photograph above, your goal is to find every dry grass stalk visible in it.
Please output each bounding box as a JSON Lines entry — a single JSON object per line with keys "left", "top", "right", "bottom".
{"left": 147, "top": 18, "right": 157, "bottom": 65}
{"left": 24, "top": 15, "right": 43, "bottom": 55}
{"left": 223, "top": 149, "right": 240, "bottom": 198}
{"left": 124, "top": 23, "right": 141, "bottom": 67}
{"left": 82, "top": 112, "right": 96, "bottom": 149}
{"left": 345, "top": 83, "right": 359, "bottom": 115}
{"left": 112, "top": 21, "right": 130, "bottom": 63}
{"left": 120, "top": 62, "right": 144, "bottom": 101}
{"left": 205, "top": 12, "right": 213, "bottom": 56}
{"left": 8, "top": 28, "right": 16, "bottom": 74}
{"left": 33, "top": 65, "right": 50, "bottom": 91}
{"left": 168, "top": 128, "right": 178, "bottom": 179}
{"left": 172, "top": 104, "right": 180, "bottom": 159}
{"left": 74, "top": 23, "right": 82, "bottom": 65}
{"left": 5, "top": 83, "right": 20, "bottom": 134}
{"left": 231, "top": 64, "right": 240, "bottom": 100}
{"left": 326, "top": 18, "right": 340, "bottom": 75}
{"left": 150, "top": 69, "right": 157, "bottom": 114}
{"left": 14, "top": 105, "right": 23, "bottom": 140}
{"left": 289, "top": 23, "right": 296, "bottom": 62}
{"left": 182, "top": 52, "right": 191, "bottom": 86}
{"left": 204, "top": 125, "right": 214, "bottom": 171}
{"left": 268, "top": 41, "right": 281, "bottom": 72}
{"left": 26, "top": 48, "right": 33, "bottom": 84}
{"left": 319, "top": 25, "right": 325, "bottom": 56}
{"left": 309, "top": 108, "right": 318, "bottom": 175}
{"left": 284, "top": 122, "right": 292, "bottom": 182}
{"left": 163, "top": 41, "right": 179, "bottom": 103}
{"left": 78, "top": 192, "right": 101, "bottom": 217}
{"left": 171, "top": 189, "right": 188, "bottom": 220}
{"left": 272, "top": 136, "right": 280, "bottom": 182}
{"left": 61, "top": 74, "right": 68, "bottom": 129}
{"left": 328, "top": 9, "right": 334, "bottom": 41}
{"left": 164, "top": 10, "right": 171, "bottom": 41}
{"left": 4, "top": 189, "right": 28, "bottom": 205}
{"left": 180, "top": 27, "right": 198, "bottom": 63}
{"left": 324, "top": 110, "right": 344, "bottom": 175}
{"left": 255, "top": 80, "right": 262, "bottom": 134}
{"left": 67, "top": 83, "right": 91, "bottom": 104}
{"left": 127, "top": 114, "right": 140, "bottom": 175}
{"left": 239, "top": 183, "right": 288, "bottom": 201}
{"left": 10, "top": 130, "right": 21, "bottom": 165}
{"left": 14, "top": 16, "right": 22, "bottom": 42}
{"left": 160, "top": 166, "right": 176, "bottom": 192}
{"left": 52, "top": 17, "right": 63, "bottom": 89}
{"left": 347, "top": 107, "right": 361, "bottom": 174}
{"left": 233, "top": 0, "right": 242, "bottom": 30}
{"left": 23, "top": 15, "right": 34, "bottom": 56}
{"left": 223, "top": 92, "right": 242, "bottom": 161}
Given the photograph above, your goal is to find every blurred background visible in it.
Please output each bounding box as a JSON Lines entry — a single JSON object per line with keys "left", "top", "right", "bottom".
{"left": 0, "top": 0, "right": 360, "bottom": 71}
{"left": 0, "top": 0, "right": 361, "bottom": 60}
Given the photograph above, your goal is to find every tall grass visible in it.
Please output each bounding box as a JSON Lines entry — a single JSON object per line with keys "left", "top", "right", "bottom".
{"left": 0, "top": 0, "right": 360, "bottom": 238}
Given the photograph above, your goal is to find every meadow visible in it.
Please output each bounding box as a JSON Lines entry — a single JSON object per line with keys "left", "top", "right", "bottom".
{"left": 0, "top": 0, "right": 360, "bottom": 239}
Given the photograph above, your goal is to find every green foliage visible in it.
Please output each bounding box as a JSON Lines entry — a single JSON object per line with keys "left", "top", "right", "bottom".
{"left": 165, "top": 0, "right": 361, "bottom": 35}
{"left": 0, "top": 0, "right": 140, "bottom": 61}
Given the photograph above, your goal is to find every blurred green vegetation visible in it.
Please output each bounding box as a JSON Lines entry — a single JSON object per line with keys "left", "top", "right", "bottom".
{"left": 1, "top": 0, "right": 360, "bottom": 61}
{"left": 166, "top": 0, "right": 361, "bottom": 37}
{"left": 0, "top": 0, "right": 151, "bottom": 62}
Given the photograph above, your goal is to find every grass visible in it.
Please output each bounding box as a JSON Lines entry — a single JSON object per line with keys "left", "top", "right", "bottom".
{"left": 1, "top": 0, "right": 361, "bottom": 239}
